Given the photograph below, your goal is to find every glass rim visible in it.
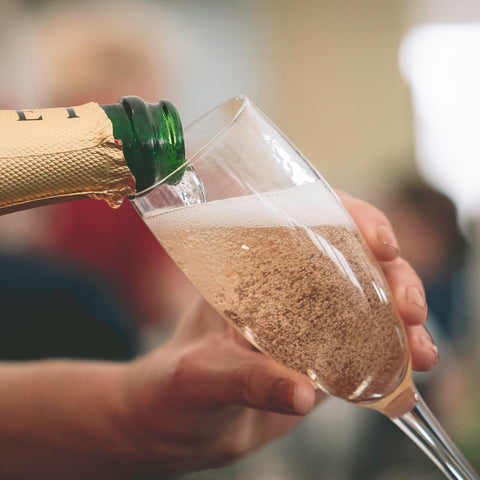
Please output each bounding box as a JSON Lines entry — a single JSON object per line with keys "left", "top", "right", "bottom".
{"left": 130, "top": 95, "right": 249, "bottom": 199}
{"left": 185, "top": 95, "right": 249, "bottom": 164}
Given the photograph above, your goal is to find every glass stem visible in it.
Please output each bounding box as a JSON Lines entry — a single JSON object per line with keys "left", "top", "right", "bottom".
{"left": 391, "top": 393, "right": 479, "bottom": 480}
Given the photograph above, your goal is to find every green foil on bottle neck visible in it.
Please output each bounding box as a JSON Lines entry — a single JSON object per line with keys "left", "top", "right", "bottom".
{"left": 102, "top": 96, "right": 185, "bottom": 192}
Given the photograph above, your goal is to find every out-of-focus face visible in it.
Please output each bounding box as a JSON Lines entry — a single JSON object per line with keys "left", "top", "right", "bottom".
{"left": 1, "top": 1, "right": 177, "bottom": 109}
{"left": 386, "top": 202, "right": 453, "bottom": 284}
{"left": 47, "top": 37, "right": 163, "bottom": 107}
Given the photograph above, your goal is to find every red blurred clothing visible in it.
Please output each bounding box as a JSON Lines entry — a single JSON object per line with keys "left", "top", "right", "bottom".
{"left": 45, "top": 199, "right": 170, "bottom": 323}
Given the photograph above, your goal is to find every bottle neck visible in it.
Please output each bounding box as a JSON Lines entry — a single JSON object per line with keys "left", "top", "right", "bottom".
{"left": 101, "top": 96, "right": 185, "bottom": 192}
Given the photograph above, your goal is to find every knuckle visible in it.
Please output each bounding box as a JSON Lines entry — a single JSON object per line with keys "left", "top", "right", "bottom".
{"left": 354, "top": 197, "right": 376, "bottom": 215}
{"left": 375, "top": 209, "right": 392, "bottom": 226}
{"left": 397, "top": 258, "right": 424, "bottom": 288}
{"left": 231, "top": 361, "right": 257, "bottom": 406}
{"left": 391, "top": 256, "right": 412, "bottom": 273}
{"left": 218, "top": 434, "right": 251, "bottom": 464}
{"left": 335, "top": 189, "right": 352, "bottom": 202}
{"left": 344, "top": 196, "right": 365, "bottom": 214}
{"left": 168, "top": 349, "right": 198, "bottom": 388}
{"left": 398, "top": 256, "right": 412, "bottom": 270}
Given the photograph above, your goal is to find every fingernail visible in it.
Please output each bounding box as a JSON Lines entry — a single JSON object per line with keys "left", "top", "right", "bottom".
{"left": 405, "top": 285, "right": 427, "bottom": 310}
{"left": 432, "top": 343, "right": 439, "bottom": 365}
{"left": 270, "top": 380, "right": 297, "bottom": 414}
{"left": 420, "top": 334, "right": 439, "bottom": 368}
{"left": 376, "top": 225, "right": 400, "bottom": 253}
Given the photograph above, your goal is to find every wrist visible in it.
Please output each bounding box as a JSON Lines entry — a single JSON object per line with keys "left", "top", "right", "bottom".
{"left": 117, "top": 347, "right": 183, "bottom": 477}
{"left": 0, "top": 360, "right": 150, "bottom": 479}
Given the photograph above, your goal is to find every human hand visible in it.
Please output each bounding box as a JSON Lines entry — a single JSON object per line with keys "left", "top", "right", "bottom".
{"left": 337, "top": 190, "right": 437, "bottom": 372}
{"left": 119, "top": 191, "right": 437, "bottom": 477}
{"left": 123, "top": 297, "right": 315, "bottom": 476}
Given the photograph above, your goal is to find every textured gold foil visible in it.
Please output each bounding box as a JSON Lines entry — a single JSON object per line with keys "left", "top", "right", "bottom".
{"left": 0, "top": 102, "right": 135, "bottom": 214}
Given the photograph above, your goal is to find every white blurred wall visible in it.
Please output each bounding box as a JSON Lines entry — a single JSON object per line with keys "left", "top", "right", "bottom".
{"left": 1, "top": 0, "right": 416, "bottom": 202}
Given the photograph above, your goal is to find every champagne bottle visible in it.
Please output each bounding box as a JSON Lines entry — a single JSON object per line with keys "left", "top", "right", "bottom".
{"left": 0, "top": 95, "right": 185, "bottom": 215}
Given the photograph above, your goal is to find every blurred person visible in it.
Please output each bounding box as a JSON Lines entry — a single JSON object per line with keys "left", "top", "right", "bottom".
{"left": 383, "top": 178, "right": 469, "bottom": 343}
{"left": 381, "top": 177, "right": 472, "bottom": 425}
{"left": 0, "top": 0, "right": 196, "bottom": 362}
{"left": 0, "top": 246, "right": 139, "bottom": 360}
{"left": 0, "top": 191, "right": 439, "bottom": 479}
{"left": 350, "top": 175, "right": 473, "bottom": 479}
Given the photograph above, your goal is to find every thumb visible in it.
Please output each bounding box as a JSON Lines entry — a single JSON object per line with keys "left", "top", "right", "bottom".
{"left": 179, "top": 342, "right": 316, "bottom": 415}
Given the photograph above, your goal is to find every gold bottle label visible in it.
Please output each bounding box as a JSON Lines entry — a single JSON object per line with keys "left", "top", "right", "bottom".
{"left": 0, "top": 102, "right": 135, "bottom": 214}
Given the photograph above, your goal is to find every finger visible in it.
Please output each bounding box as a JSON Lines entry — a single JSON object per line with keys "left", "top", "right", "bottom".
{"left": 177, "top": 340, "right": 315, "bottom": 416}
{"left": 336, "top": 190, "right": 400, "bottom": 262}
{"left": 220, "top": 408, "right": 307, "bottom": 457}
{"left": 226, "top": 355, "right": 315, "bottom": 415}
{"left": 406, "top": 324, "right": 439, "bottom": 371}
{"left": 380, "top": 257, "right": 427, "bottom": 326}
{"left": 247, "top": 408, "right": 313, "bottom": 450}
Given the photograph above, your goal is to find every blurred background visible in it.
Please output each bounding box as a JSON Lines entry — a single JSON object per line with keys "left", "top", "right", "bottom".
{"left": 0, "top": 0, "right": 479, "bottom": 478}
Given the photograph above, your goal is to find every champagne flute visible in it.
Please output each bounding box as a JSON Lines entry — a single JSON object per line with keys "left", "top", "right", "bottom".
{"left": 131, "top": 96, "right": 478, "bottom": 479}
